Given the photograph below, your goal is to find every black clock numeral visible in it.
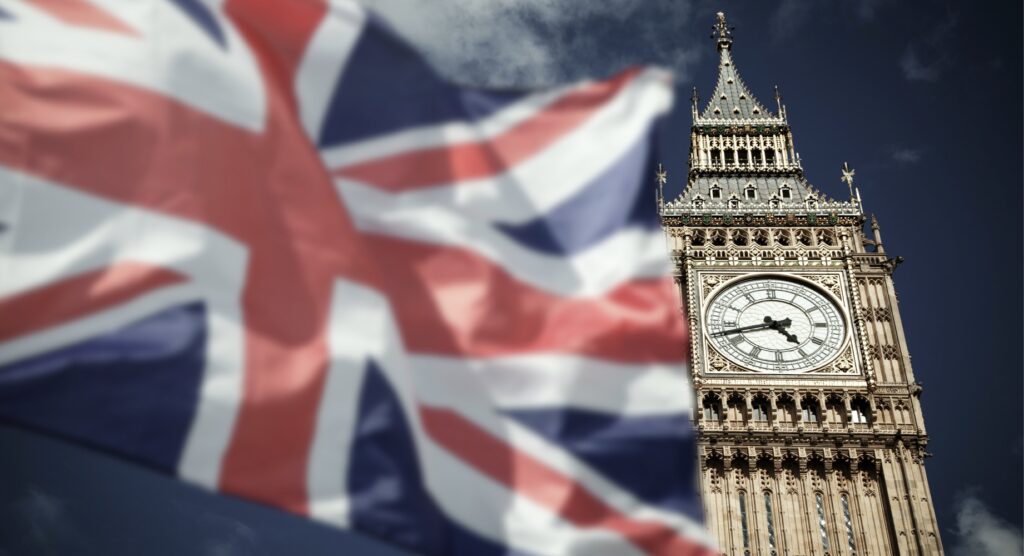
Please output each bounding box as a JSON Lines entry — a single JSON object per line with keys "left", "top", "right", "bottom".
{"left": 798, "top": 348, "right": 808, "bottom": 357}
{"left": 775, "top": 352, "right": 784, "bottom": 362}
{"left": 766, "top": 289, "right": 776, "bottom": 299}
{"left": 723, "top": 321, "right": 737, "bottom": 327}
{"left": 749, "top": 346, "right": 761, "bottom": 357}
{"left": 814, "top": 322, "right": 828, "bottom": 327}
{"left": 729, "top": 336, "right": 744, "bottom": 346}
{"left": 810, "top": 337, "right": 824, "bottom": 345}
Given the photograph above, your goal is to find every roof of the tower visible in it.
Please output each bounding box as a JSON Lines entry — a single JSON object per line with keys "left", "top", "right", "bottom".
{"left": 697, "top": 13, "right": 780, "bottom": 123}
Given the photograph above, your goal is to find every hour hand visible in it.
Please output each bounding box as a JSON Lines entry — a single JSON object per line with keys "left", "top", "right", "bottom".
{"left": 768, "top": 317, "right": 798, "bottom": 343}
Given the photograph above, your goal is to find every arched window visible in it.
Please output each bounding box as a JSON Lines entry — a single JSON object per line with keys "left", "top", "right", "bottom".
{"left": 825, "top": 395, "right": 846, "bottom": 426}
{"left": 764, "top": 492, "right": 778, "bottom": 555}
{"left": 752, "top": 396, "right": 771, "bottom": 423}
{"left": 801, "top": 397, "right": 820, "bottom": 423}
{"left": 815, "top": 492, "right": 831, "bottom": 552}
{"left": 738, "top": 491, "right": 751, "bottom": 552}
{"left": 752, "top": 148, "right": 763, "bottom": 166}
{"left": 711, "top": 149, "right": 722, "bottom": 166}
{"left": 710, "top": 183, "right": 722, "bottom": 199}
{"left": 724, "top": 149, "right": 735, "bottom": 166}
{"left": 744, "top": 184, "right": 757, "bottom": 200}
{"left": 776, "top": 395, "right": 797, "bottom": 425}
{"left": 738, "top": 149, "right": 749, "bottom": 166}
{"left": 702, "top": 395, "right": 722, "bottom": 422}
{"left": 727, "top": 394, "right": 747, "bottom": 425}
{"left": 841, "top": 493, "right": 857, "bottom": 554}
{"left": 850, "top": 397, "right": 871, "bottom": 425}
{"left": 728, "top": 195, "right": 740, "bottom": 210}
{"left": 779, "top": 184, "right": 792, "bottom": 199}
{"left": 765, "top": 149, "right": 776, "bottom": 165}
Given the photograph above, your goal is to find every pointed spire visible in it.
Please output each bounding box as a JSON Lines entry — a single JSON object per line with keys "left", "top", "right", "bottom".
{"left": 698, "top": 13, "right": 777, "bottom": 123}
{"left": 870, "top": 214, "right": 885, "bottom": 253}
{"left": 691, "top": 86, "right": 699, "bottom": 118}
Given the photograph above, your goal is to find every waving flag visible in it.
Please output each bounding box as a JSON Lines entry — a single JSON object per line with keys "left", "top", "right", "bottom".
{"left": 0, "top": 0, "right": 714, "bottom": 554}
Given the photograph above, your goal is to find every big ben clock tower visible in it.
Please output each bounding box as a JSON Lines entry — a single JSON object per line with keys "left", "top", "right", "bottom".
{"left": 660, "top": 13, "right": 944, "bottom": 555}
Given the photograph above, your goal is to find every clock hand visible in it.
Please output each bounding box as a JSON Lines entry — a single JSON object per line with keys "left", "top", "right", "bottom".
{"left": 709, "top": 321, "right": 774, "bottom": 337}
{"left": 767, "top": 317, "right": 799, "bottom": 343}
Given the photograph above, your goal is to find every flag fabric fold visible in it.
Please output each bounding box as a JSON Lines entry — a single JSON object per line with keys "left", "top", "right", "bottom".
{"left": 0, "top": 0, "right": 715, "bottom": 554}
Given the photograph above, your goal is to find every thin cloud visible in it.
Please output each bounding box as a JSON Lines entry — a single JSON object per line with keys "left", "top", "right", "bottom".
{"left": 900, "top": 47, "right": 941, "bottom": 81}
{"left": 356, "top": 0, "right": 700, "bottom": 87}
{"left": 950, "top": 494, "right": 1023, "bottom": 556}
{"left": 900, "top": 11, "right": 957, "bottom": 82}
{"left": 890, "top": 147, "right": 922, "bottom": 164}
{"left": 769, "top": 0, "right": 813, "bottom": 41}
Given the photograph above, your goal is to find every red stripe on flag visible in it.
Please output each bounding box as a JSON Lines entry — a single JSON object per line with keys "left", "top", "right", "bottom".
{"left": 0, "top": 17, "right": 373, "bottom": 512}
{"left": 334, "top": 67, "right": 643, "bottom": 192}
{"left": 0, "top": 262, "right": 185, "bottom": 343}
{"left": 26, "top": 0, "right": 137, "bottom": 35}
{"left": 368, "top": 234, "right": 687, "bottom": 363}
{"left": 420, "top": 406, "right": 714, "bottom": 556}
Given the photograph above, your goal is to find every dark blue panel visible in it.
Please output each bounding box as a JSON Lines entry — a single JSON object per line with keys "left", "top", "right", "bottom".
{"left": 0, "top": 303, "right": 207, "bottom": 472}
{"left": 349, "top": 361, "right": 535, "bottom": 556}
{"left": 318, "top": 18, "right": 528, "bottom": 147}
{"left": 504, "top": 408, "right": 702, "bottom": 521}
{"left": 167, "top": 0, "right": 224, "bottom": 47}
{"left": 494, "top": 131, "right": 662, "bottom": 256}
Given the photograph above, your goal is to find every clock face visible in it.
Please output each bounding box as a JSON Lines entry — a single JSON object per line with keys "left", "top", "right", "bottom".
{"left": 705, "top": 277, "right": 846, "bottom": 373}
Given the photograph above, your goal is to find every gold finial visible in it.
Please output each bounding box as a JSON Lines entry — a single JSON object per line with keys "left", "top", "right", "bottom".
{"left": 655, "top": 163, "right": 668, "bottom": 187}
{"left": 712, "top": 12, "right": 734, "bottom": 50}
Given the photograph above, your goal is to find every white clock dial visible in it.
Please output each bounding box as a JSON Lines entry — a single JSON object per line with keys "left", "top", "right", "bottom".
{"left": 705, "top": 277, "right": 846, "bottom": 373}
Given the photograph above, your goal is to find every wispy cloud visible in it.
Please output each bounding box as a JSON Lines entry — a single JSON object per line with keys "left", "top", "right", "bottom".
{"left": 11, "top": 487, "right": 88, "bottom": 554}
{"left": 900, "top": 11, "right": 958, "bottom": 82}
{"left": 769, "top": 0, "right": 813, "bottom": 41}
{"left": 200, "top": 512, "right": 258, "bottom": 556}
{"left": 356, "top": 0, "right": 700, "bottom": 87}
{"left": 900, "top": 47, "right": 941, "bottom": 82}
{"left": 950, "top": 493, "right": 1023, "bottom": 556}
{"left": 890, "top": 147, "right": 922, "bottom": 164}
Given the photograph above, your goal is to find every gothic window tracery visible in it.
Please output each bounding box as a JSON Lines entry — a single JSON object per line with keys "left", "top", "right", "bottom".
{"left": 752, "top": 395, "right": 771, "bottom": 423}
{"left": 710, "top": 229, "right": 728, "bottom": 246}
{"left": 776, "top": 394, "right": 798, "bottom": 425}
{"left": 731, "top": 229, "right": 749, "bottom": 246}
{"left": 691, "top": 229, "right": 706, "bottom": 246}
{"left": 727, "top": 393, "right": 747, "bottom": 425}
{"left": 738, "top": 491, "right": 751, "bottom": 553}
{"left": 815, "top": 491, "right": 831, "bottom": 552}
{"left": 800, "top": 396, "right": 821, "bottom": 423}
{"left": 825, "top": 395, "right": 846, "bottom": 426}
{"left": 702, "top": 393, "right": 722, "bottom": 422}
{"left": 850, "top": 397, "right": 871, "bottom": 425}
{"left": 752, "top": 229, "right": 770, "bottom": 246}
{"left": 795, "top": 229, "right": 814, "bottom": 246}
{"left": 772, "top": 229, "right": 792, "bottom": 246}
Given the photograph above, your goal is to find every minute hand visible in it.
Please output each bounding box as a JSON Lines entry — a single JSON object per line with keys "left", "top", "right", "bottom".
{"left": 709, "top": 322, "right": 774, "bottom": 337}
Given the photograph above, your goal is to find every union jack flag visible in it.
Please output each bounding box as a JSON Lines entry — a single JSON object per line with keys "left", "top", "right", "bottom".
{"left": 0, "top": 1, "right": 715, "bottom": 554}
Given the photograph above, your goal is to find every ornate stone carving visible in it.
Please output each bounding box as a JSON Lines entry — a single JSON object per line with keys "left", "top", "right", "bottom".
{"left": 806, "top": 273, "right": 843, "bottom": 298}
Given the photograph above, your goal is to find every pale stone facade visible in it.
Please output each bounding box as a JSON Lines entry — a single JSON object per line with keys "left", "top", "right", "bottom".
{"left": 660, "top": 14, "right": 943, "bottom": 555}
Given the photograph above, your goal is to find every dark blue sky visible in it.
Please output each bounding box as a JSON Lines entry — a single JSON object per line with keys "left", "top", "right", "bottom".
{"left": 2, "top": 1, "right": 1021, "bottom": 555}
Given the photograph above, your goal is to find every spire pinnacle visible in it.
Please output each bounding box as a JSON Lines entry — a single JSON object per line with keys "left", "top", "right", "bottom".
{"left": 712, "top": 12, "right": 733, "bottom": 51}
{"left": 841, "top": 161, "right": 856, "bottom": 198}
